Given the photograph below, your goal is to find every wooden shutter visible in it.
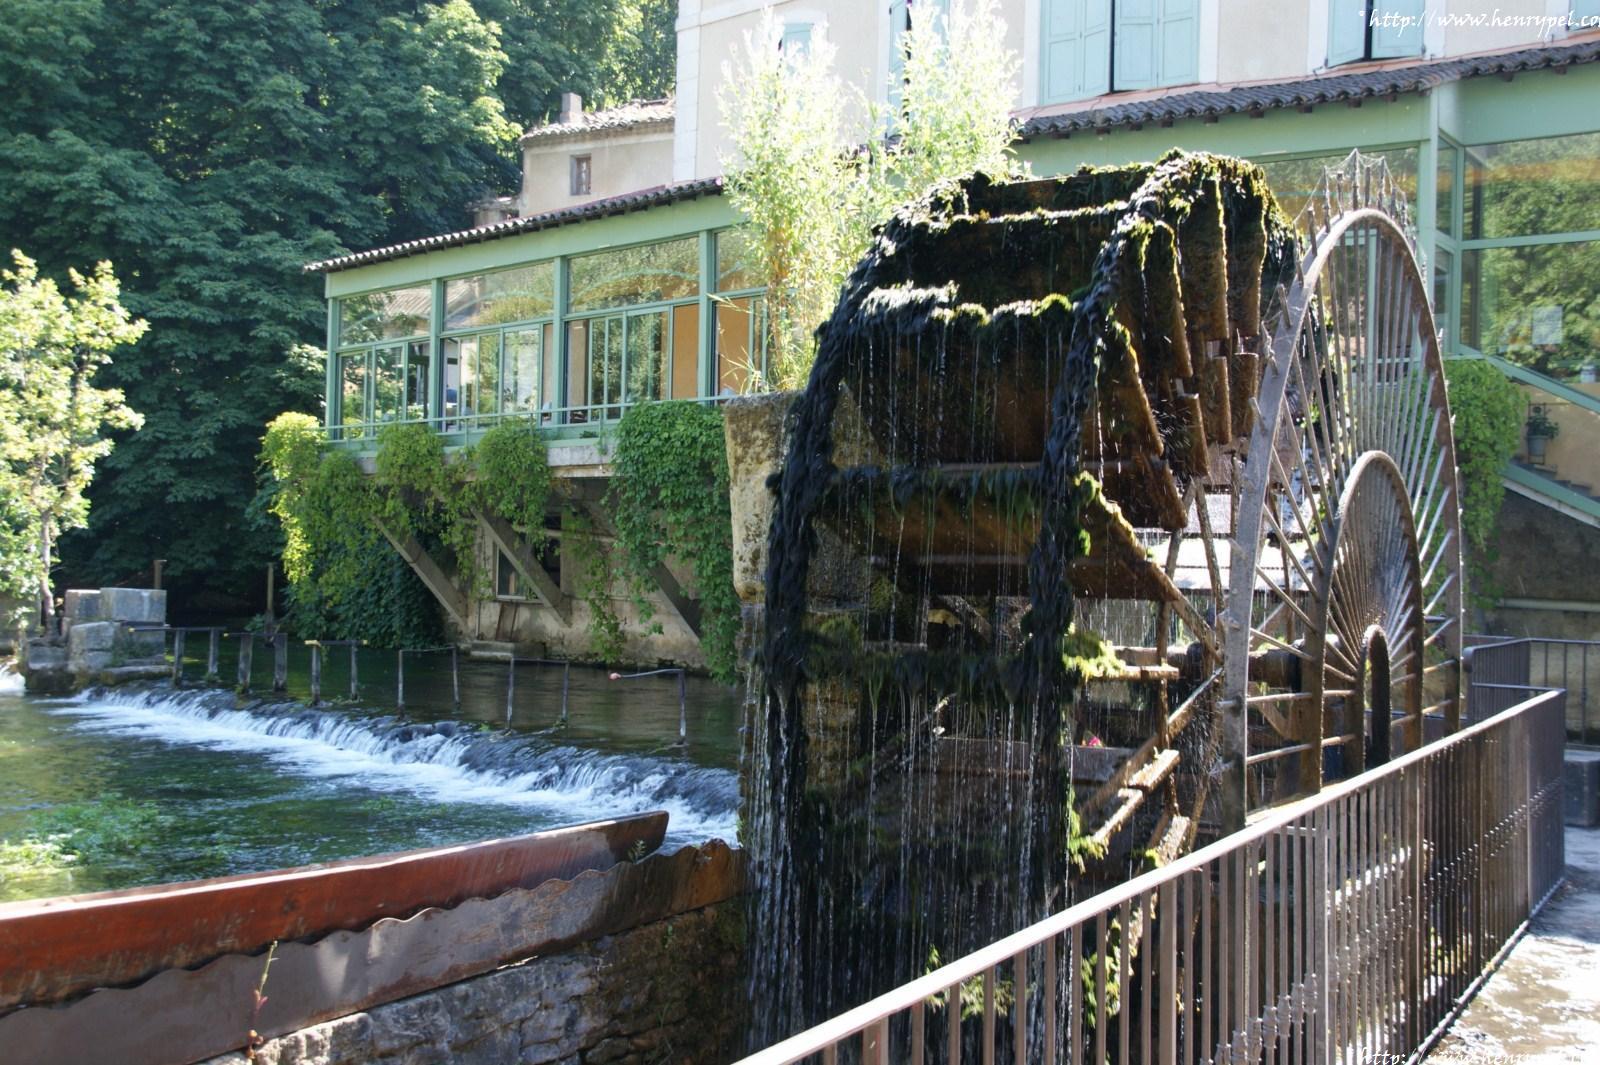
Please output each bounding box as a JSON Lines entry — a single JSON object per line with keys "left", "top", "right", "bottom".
{"left": 1328, "top": 0, "right": 1368, "bottom": 66}
{"left": 1115, "top": 0, "right": 1159, "bottom": 90}
{"left": 1371, "top": 0, "right": 1423, "bottom": 58}
{"left": 1158, "top": 0, "right": 1199, "bottom": 86}
{"left": 1576, "top": 0, "right": 1600, "bottom": 23}
{"left": 1044, "top": 0, "right": 1111, "bottom": 102}
{"left": 781, "top": 21, "right": 813, "bottom": 57}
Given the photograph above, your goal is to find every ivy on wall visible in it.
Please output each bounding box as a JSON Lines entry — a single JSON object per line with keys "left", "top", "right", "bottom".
{"left": 261, "top": 407, "right": 737, "bottom": 680}
{"left": 1443, "top": 358, "right": 1524, "bottom": 603}
{"left": 609, "top": 402, "right": 741, "bottom": 683}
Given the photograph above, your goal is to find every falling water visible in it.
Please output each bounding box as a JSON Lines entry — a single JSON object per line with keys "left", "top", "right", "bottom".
{"left": 741, "top": 154, "right": 1299, "bottom": 1056}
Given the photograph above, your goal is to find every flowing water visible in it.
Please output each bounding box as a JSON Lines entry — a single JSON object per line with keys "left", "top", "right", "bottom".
{"left": 0, "top": 660, "right": 740, "bottom": 903}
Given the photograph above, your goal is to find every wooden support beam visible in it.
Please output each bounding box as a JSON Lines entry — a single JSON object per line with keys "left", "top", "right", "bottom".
{"left": 374, "top": 518, "right": 470, "bottom": 631}
{"left": 476, "top": 509, "right": 571, "bottom": 625}
{"left": 573, "top": 498, "right": 702, "bottom": 637}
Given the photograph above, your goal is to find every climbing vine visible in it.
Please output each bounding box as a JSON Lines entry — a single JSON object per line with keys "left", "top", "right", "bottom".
{"left": 609, "top": 402, "right": 741, "bottom": 683}
{"left": 562, "top": 504, "right": 626, "bottom": 663}
{"left": 471, "top": 422, "right": 552, "bottom": 549}
{"left": 1444, "top": 359, "right": 1524, "bottom": 602}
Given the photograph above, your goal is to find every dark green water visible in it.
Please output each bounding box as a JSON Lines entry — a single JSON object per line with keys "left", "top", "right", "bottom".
{"left": 0, "top": 658, "right": 742, "bottom": 903}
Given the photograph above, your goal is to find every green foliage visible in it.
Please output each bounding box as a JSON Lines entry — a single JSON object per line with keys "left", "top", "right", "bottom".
{"left": 719, "top": 0, "right": 1021, "bottom": 388}
{"left": 2, "top": 0, "right": 674, "bottom": 609}
{"left": 1444, "top": 359, "right": 1524, "bottom": 601}
{"left": 1525, "top": 403, "right": 1560, "bottom": 439}
{"left": 0, "top": 251, "right": 145, "bottom": 627}
{"left": 471, "top": 421, "right": 552, "bottom": 546}
{"left": 563, "top": 504, "right": 626, "bottom": 662}
{"left": 609, "top": 402, "right": 740, "bottom": 683}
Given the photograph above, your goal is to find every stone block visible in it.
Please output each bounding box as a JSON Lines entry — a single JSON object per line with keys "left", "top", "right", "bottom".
{"left": 62, "top": 590, "right": 100, "bottom": 632}
{"left": 25, "top": 639, "right": 67, "bottom": 671}
{"left": 77, "top": 651, "right": 114, "bottom": 673}
{"left": 1567, "top": 750, "right": 1600, "bottom": 827}
{"left": 68, "top": 621, "right": 117, "bottom": 656}
{"left": 97, "top": 587, "right": 167, "bottom": 624}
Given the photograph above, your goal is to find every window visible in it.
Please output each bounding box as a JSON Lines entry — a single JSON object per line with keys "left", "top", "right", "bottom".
{"left": 334, "top": 286, "right": 433, "bottom": 437}
{"left": 888, "top": 0, "right": 949, "bottom": 105}
{"left": 567, "top": 238, "right": 699, "bottom": 312}
{"left": 1041, "top": 0, "right": 1197, "bottom": 104}
{"left": 496, "top": 548, "right": 525, "bottom": 600}
{"left": 1464, "top": 132, "right": 1600, "bottom": 241}
{"left": 714, "top": 228, "right": 769, "bottom": 395}
{"left": 1574, "top": 1, "right": 1600, "bottom": 29}
{"left": 445, "top": 264, "right": 554, "bottom": 331}
{"left": 570, "top": 154, "right": 591, "bottom": 197}
{"left": 1328, "top": 1, "right": 1423, "bottom": 66}
{"left": 780, "top": 20, "right": 813, "bottom": 57}
{"left": 1253, "top": 146, "right": 1419, "bottom": 226}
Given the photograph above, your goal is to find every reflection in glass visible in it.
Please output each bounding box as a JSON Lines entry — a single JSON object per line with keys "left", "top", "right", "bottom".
{"left": 339, "top": 285, "right": 432, "bottom": 345}
{"left": 568, "top": 238, "right": 699, "bottom": 312}
{"left": 1463, "top": 240, "right": 1600, "bottom": 378}
{"left": 1436, "top": 144, "right": 1457, "bottom": 238}
{"left": 445, "top": 264, "right": 555, "bottom": 330}
{"left": 1465, "top": 132, "right": 1600, "bottom": 240}
{"left": 716, "top": 295, "right": 769, "bottom": 395}
{"left": 406, "top": 340, "right": 430, "bottom": 421}
{"left": 1432, "top": 246, "right": 1453, "bottom": 351}
{"left": 504, "top": 329, "right": 542, "bottom": 415}
{"left": 1255, "top": 147, "right": 1419, "bottom": 225}
{"left": 373, "top": 346, "right": 404, "bottom": 423}
{"left": 715, "top": 228, "right": 760, "bottom": 292}
{"left": 340, "top": 354, "right": 367, "bottom": 435}
{"left": 626, "top": 312, "right": 665, "bottom": 403}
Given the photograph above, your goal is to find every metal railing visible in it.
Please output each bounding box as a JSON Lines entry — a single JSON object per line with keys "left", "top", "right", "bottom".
{"left": 1466, "top": 636, "right": 1598, "bottom": 742}
{"left": 737, "top": 689, "right": 1567, "bottom": 1065}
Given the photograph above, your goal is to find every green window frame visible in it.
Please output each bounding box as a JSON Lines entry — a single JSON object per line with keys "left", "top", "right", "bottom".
{"left": 331, "top": 289, "right": 433, "bottom": 438}
{"left": 439, "top": 262, "right": 558, "bottom": 434}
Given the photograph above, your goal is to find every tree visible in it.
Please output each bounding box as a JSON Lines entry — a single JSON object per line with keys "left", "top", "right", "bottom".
{"left": 718, "top": 0, "right": 1021, "bottom": 389}
{"left": 0, "top": 1, "right": 512, "bottom": 609}
{"left": 0, "top": 252, "right": 145, "bottom": 630}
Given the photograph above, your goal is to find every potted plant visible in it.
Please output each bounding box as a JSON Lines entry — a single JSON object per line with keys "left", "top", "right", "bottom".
{"left": 1526, "top": 404, "right": 1560, "bottom": 464}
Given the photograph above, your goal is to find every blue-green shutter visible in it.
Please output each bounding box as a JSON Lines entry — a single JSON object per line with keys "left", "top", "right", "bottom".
{"left": 1158, "top": 0, "right": 1199, "bottom": 86}
{"left": 1115, "top": 0, "right": 1159, "bottom": 90}
{"left": 1044, "top": 0, "right": 1111, "bottom": 102}
{"left": 1572, "top": 0, "right": 1600, "bottom": 24}
{"left": 781, "top": 21, "right": 812, "bottom": 57}
{"left": 1328, "top": 0, "right": 1368, "bottom": 66}
{"left": 889, "top": 1, "right": 909, "bottom": 106}
{"left": 1371, "top": 1, "right": 1423, "bottom": 58}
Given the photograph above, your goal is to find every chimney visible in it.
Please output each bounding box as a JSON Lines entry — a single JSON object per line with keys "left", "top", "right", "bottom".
{"left": 559, "top": 92, "right": 583, "bottom": 125}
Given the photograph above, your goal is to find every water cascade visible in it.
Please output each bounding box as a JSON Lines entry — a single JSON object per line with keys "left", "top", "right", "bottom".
{"left": 744, "top": 152, "right": 1302, "bottom": 1050}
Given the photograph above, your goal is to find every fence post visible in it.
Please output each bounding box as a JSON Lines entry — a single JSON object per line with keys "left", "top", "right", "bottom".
{"left": 450, "top": 646, "right": 460, "bottom": 711}
{"left": 309, "top": 643, "right": 321, "bottom": 706}
{"left": 237, "top": 635, "right": 253, "bottom": 692}
{"left": 1311, "top": 803, "right": 1331, "bottom": 1064}
{"left": 273, "top": 633, "right": 288, "bottom": 692}
{"left": 349, "top": 642, "right": 359, "bottom": 699}
{"left": 507, "top": 656, "right": 516, "bottom": 721}
{"left": 171, "top": 629, "right": 185, "bottom": 687}
{"left": 678, "top": 669, "right": 687, "bottom": 742}
{"left": 561, "top": 661, "right": 570, "bottom": 725}
{"left": 206, "top": 629, "right": 220, "bottom": 681}
{"left": 396, "top": 650, "right": 405, "bottom": 709}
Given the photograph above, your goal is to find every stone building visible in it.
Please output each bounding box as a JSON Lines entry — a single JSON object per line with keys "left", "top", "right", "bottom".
{"left": 306, "top": 1, "right": 1600, "bottom": 665}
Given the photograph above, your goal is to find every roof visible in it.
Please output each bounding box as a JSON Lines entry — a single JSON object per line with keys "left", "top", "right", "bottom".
{"left": 519, "top": 97, "right": 674, "bottom": 146}
{"left": 1017, "top": 36, "right": 1600, "bottom": 138}
{"left": 304, "top": 178, "right": 723, "bottom": 274}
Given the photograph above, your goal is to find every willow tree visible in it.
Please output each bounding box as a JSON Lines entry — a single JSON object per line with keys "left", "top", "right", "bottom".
{"left": 718, "top": 0, "right": 1021, "bottom": 389}
{"left": 0, "top": 252, "right": 145, "bottom": 631}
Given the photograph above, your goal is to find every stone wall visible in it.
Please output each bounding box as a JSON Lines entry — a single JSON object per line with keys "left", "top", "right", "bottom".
{"left": 198, "top": 903, "right": 744, "bottom": 1065}
{"left": 21, "top": 586, "right": 167, "bottom": 692}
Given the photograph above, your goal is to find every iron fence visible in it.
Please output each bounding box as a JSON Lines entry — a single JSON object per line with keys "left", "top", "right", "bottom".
{"left": 1465, "top": 636, "right": 1598, "bottom": 743}
{"left": 737, "top": 688, "right": 1567, "bottom": 1065}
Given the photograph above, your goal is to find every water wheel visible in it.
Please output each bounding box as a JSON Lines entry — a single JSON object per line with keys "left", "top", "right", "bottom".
{"left": 749, "top": 150, "right": 1462, "bottom": 1037}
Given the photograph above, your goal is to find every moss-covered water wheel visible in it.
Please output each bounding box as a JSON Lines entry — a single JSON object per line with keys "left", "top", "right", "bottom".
{"left": 749, "top": 150, "right": 1462, "bottom": 1043}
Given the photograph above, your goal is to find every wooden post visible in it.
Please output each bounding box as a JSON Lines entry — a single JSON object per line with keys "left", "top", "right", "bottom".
{"left": 265, "top": 564, "right": 276, "bottom": 631}
{"left": 349, "top": 642, "right": 359, "bottom": 699}
{"left": 152, "top": 559, "right": 165, "bottom": 590}
{"left": 678, "top": 669, "right": 687, "bottom": 742}
{"left": 237, "top": 635, "right": 253, "bottom": 692}
{"left": 396, "top": 650, "right": 406, "bottom": 709}
{"left": 506, "top": 656, "right": 516, "bottom": 722}
{"left": 309, "top": 643, "right": 322, "bottom": 705}
{"left": 172, "top": 629, "right": 185, "bottom": 687}
{"left": 273, "top": 633, "right": 288, "bottom": 692}
{"left": 450, "top": 647, "right": 460, "bottom": 711}
{"left": 206, "top": 629, "right": 220, "bottom": 681}
{"left": 561, "top": 661, "right": 570, "bottom": 725}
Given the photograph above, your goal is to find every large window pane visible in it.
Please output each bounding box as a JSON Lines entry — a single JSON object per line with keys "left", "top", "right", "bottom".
{"left": 671, "top": 304, "right": 700, "bottom": 398}
{"left": 445, "top": 264, "right": 555, "bottom": 330}
{"left": 405, "top": 340, "right": 430, "bottom": 421}
{"left": 1432, "top": 246, "right": 1453, "bottom": 351}
{"left": 625, "top": 311, "right": 666, "bottom": 404}
{"left": 340, "top": 353, "right": 367, "bottom": 435}
{"left": 1463, "top": 240, "right": 1600, "bottom": 378}
{"left": 1255, "top": 147, "right": 1419, "bottom": 225}
{"left": 587, "top": 315, "right": 624, "bottom": 418}
{"left": 1436, "top": 143, "right": 1457, "bottom": 238}
{"left": 373, "top": 346, "right": 404, "bottom": 424}
{"left": 339, "top": 285, "right": 431, "bottom": 345}
{"left": 716, "top": 295, "right": 769, "bottom": 395}
{"left": 444, "top": 333, "right": 503, "bottom": 428}
{"left": 715, "top": 228, "right": 760, "bottom": 292}
{"left": 568, "top": 238, "right": 699, "bottom": 312}
{"left": 1465, "top": 132, "right": 1600, "bottom": 240}
{"left": 504, "top": 329, "right": 542, "bottom": 415}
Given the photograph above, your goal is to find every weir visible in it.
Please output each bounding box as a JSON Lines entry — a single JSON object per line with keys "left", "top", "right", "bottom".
{"left": 731, "top": 149, "right": 1465, "bottom": 1050}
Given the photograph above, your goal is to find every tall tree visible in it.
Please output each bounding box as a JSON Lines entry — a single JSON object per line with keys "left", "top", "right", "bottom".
{"left": 0, "top": 252, "right": 145, "bottom": 630}
{"left": 0, "top": 0, "right": 518, "bottom": 609}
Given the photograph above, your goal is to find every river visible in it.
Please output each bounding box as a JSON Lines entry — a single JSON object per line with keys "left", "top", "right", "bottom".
{"left": 0, "top": 658, "right": 742, "bottom": 903}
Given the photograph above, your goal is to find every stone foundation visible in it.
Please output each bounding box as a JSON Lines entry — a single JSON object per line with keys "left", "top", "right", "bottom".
{"left": 198, "top": 903, "right": 744, "bottom": 1065}
{"left": 21, "top": 586, "right": 167, "bottom": 692}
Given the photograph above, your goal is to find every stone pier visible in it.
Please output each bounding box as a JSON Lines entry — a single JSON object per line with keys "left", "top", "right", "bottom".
{"left": 21, "top": 587, "right": 168, "bottom": 693}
